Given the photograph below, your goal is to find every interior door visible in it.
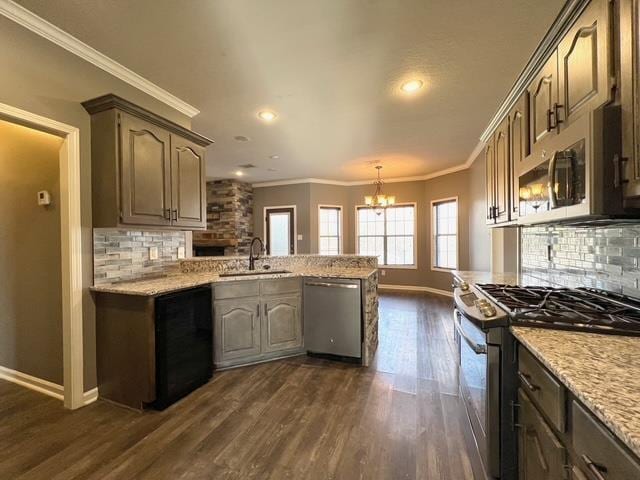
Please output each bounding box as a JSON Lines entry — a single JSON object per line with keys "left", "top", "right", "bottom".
{"left": 265, "top": 207, "right": 295, "bottom": 255}
{"left": 170, "top": 136, "right": 206, "bottom": 228}
{"left": 119, "top": 113, "right": 172, "bottom": 226}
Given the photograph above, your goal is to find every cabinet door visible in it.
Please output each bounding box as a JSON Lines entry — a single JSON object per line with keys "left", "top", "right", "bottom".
{"left": 485, "top": 139, "right": 496, "bottom": 225}
{"left": 518, "top": 389, "right": 566, "bottom": 480}
{"left": 528, "top": 51, "right": 559, "bottom": 155}
{"left": 170, "top": 136, "right": 206, "bottom": 229}
{"left": 261, "top": 295, "right": 302, "bottom": 353}
{"left": 494, "top": 117, "right": 510, "bottom": 223}
{"left": 119, "top": 113, "right": 172, "bottom": 226}
{"left": 213, "top": 298, "right": 261, "bottom": 363}
{"left": 557, "top": 0, "right": 613, "bottom": 130}
{"left": 509, "top": 95, "right": 528, "bottom": 219}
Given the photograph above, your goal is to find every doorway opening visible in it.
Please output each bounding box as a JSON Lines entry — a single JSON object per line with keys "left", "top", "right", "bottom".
{"left": 264, "top": 206, "right": 296, "bottom": 255}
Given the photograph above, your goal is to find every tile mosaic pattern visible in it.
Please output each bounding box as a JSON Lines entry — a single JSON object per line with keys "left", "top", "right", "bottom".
{"left": 521, "top": 224, "right": 640, "bottom": 297}
{"left": 93, "top": 229, "right": 186, "bottom": 285}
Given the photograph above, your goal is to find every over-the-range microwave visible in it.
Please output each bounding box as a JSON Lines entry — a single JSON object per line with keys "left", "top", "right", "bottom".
{"left": 517, "top": 104, "right": 636, "bottom": 224}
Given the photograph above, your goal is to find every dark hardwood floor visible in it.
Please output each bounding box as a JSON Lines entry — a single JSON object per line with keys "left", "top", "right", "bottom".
{"left": 0, "top": 292, "right": 483, "bottom": 480}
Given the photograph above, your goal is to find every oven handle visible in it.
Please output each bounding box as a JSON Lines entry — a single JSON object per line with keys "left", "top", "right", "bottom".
{"left": 454, "top": 310, "right": 487, "bottom": 355}
{"left": 548, "top": 150, "right": 559, "bottom": 209}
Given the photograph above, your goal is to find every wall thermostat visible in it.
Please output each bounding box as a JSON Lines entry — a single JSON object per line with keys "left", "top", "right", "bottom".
{"left": 37, "top": 190, "right": 51, "bottom": 206}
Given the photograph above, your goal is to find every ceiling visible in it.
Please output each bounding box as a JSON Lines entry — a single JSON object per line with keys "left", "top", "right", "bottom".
{"left": 15, "top": 0, "right": 563, "bottom": 183}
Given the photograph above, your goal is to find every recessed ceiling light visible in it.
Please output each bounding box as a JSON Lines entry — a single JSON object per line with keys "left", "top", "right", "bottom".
{"left": 400, "top": 79, "right": 424, "bottom": 94}
{"left": 234, "top": 170, "right": 244, "bottom": 177}
{"left": 234, "top": 135, "right": 250, "bottom": 142}
{"left": 258, "top": 110, "right": 277, "bottom": 122}
{"left": 269, "top": 154, "right": 280, "bottom": 159}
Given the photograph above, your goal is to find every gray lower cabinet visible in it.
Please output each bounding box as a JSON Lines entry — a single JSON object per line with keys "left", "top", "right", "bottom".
{"left": 517, "top": 389, "right": 566, "bottom": 480}
{"left": 214, "top": 297, "right": 261, "bottom": 364}
{"left": 212, "top": 279, "right": 303, "bottom": 368}
{"left": 262, "top": 295, "right": 302, "bottom": 353}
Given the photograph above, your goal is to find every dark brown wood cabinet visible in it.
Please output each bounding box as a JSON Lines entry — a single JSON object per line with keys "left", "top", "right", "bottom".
{"left": 485, "top": 140, "right": 496, "bottom": 225}
{"left": 508, "top": 95, "right": 528, "bottom": 219}
{"left": 527, "top": 51, "right": 559, "bottom": 156}
{"left": 486, "top": 115, "right": 514, "bottom": 226}
{"left": 83, "top": 94, "right": 212, "bottom": 230}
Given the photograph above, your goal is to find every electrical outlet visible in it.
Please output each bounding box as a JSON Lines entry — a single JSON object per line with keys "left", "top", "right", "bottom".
{"left": 381, "top": 269, "right": 386, "bottom": 276}
{"left": 177, "top": 246, "right": 186, "bottom": 259}
{"left": 297, "top": 234, "right": 303, "bottom": 241}
{"left": 149, "top": 246, "right": 159, "bottom": 260}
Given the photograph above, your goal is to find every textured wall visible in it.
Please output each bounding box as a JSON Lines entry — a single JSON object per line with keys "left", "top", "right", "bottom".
{"left": 200, "top": 180, "right": 254, "bottom": 255}
{"left": 93, "top": 229, "right": 186, "bottom": 285}
{"left": 521, "top": 224, "right": 640, "bottom": 298}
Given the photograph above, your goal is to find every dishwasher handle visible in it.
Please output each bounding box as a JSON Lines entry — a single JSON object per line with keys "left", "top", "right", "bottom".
{"left": 304, "top": 281, "right": 359, "bottom": 289}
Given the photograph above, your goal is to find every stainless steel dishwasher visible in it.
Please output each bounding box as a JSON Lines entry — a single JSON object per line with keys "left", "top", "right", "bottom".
{"left": 303, "top": 278, "right": 362, "bottom": 360}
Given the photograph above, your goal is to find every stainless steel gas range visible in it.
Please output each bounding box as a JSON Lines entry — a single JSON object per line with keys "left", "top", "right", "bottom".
{"left": 453, "top": 279, "right": 640, "bottom": 480}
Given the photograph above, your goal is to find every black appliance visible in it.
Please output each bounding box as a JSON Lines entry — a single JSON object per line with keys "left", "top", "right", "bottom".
{"left": 153, "top": 287, "right": 213, "bottom": 409}
{"left": 193, "top": 245, "right": 225, "bottom": 256}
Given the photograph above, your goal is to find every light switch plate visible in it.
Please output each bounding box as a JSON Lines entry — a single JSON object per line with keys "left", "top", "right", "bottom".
{"left": 381, "top": 269, "right": 386, "bottom": 276}
{"left": 297, "top": 234, "right": 303, "bottom": 241}
{"left": 177, "top": 246, "right": 186, "bottom": 259}
{"left": 149, "top": 246, "right": 159, "bottom": 260}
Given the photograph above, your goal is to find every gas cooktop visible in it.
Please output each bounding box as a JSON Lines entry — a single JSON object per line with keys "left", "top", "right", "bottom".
{"left": 475, "top": 283, "right": 640, "bottom": 336}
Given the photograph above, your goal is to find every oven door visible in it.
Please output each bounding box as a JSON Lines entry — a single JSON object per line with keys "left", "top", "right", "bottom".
{"left": 455, "top": 309, "right": 501, "bottom": 478}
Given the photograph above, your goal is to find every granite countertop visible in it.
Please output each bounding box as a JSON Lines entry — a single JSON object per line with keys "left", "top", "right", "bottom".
{"left": 512, "top": 326, "right": 640, "bottom": 458}
{"left": 90, "top": 267, "right": 377, "bottom": 296}
{"left": 452, "top": 270, "right": 555, "bottom": 287}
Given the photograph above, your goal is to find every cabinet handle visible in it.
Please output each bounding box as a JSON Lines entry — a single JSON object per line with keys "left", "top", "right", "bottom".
{"left": 553, "top": 103, "right": 563, "bottom": 131}
{"left": 581, "top": 455, "right": 607, "bottom": 480}
{"left": 511, "top": 401, "right": 522, "bottom": 431}
{"left": 257, "top": 304, "right": 260, "bottom": 317}
{"left": 264, "top": 303, "right": 267, "bottom": 316}
{"left": 518, "top": 372, "right": 539, "bottom": 392}
{"left": 546, "top": 108, "right": 554, "bottom": 132}
{"left": 164, "top": 209, "right": 171, "bottom": 220}
{"left": 171, "top": 209, "right": 178, "bottom": 221}
{"left": 613, "top": 155, "right": 628, "bottom": 189}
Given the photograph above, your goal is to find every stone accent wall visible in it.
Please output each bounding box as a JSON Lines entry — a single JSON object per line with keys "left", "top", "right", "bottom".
{"left": 202, "top": 179, "right": 253, "bottom": 255}
{"left": 521, "top": 224, "right": 640, "bottom": 298}
{"left": 93, "top": 229, "right": 186, "bottom": 285}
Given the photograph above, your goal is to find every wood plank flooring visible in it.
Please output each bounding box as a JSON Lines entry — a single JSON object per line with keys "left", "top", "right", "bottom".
{"left": 0, "top": 292, "right": 484, "bottom": 480}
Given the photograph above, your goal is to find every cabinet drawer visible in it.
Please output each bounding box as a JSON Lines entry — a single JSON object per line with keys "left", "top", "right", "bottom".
{"left": 213, "top": 281, "right": 259, "bottom": 300}
{"left": 260, "top": 277, "right": 301, "bottom": 296}
{"left": 518, "top": 346, "right": 566, "bottom": 431}
{"left": 572, "top": 401, "right": 640, "bottom": 480}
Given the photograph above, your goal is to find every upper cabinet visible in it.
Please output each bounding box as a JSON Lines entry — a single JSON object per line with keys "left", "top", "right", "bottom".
{"left": 83, "top": 94, "right": 213, "bottom": 230}
{"left": 528, "top": 51, "right": 559, "bottom": 156}
{"left": 509, "top": 95, "right": 529, "bottom": 220}
{"left": 493, "top": 117, "right": 511, "bottom": 224}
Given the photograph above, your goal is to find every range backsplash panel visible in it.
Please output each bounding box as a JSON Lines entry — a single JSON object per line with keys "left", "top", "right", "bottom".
{"left": 521, "top": 224, "right": 640, "bottom": 298}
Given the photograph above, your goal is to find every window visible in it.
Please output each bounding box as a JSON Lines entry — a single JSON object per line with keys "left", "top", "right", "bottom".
{"left": 356, "top": 204, "right": 415, "bottom": 266}
{"left": 318, "top": 206, "right": 342, "bottom": 255}
{"left": 432, "top": 198, "right": 458, "bottom": 270}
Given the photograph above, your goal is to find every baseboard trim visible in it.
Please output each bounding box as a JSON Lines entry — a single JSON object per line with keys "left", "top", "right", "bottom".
{"left": 378, "top": 284, "right": 453, "bottom": 298}
{"left": 0, "top": 365, "right": 64, "bottom": 400}
{"left": 83, "top": 387, "right": 99, "bottom": 406}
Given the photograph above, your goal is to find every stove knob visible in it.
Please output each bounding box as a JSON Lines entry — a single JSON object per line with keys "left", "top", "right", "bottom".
{"left": 459, "top": 281, "right": 470, "bottom": 291}
{"left": 477, "top": 299, "right": 489, "bottom": 307}
{"left": 481, "top": 306, "right": 497, "bottom": 318}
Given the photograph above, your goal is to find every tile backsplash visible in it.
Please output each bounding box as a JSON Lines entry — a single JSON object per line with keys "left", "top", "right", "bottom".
{"left": 521, "top": 224, "right": 640, "bottom": 298}
{"left": 93, "top": 229, "right": 187, "bottom": 285}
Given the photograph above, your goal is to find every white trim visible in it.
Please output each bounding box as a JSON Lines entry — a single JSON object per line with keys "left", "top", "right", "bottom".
{"left": 252, "top": 161, "right": 472, "bottom": 188}
{"left": 0, "top": 0, "right": 199, "bottom": 118}
{"left": 263, "top": 205, "right": 298, "bottom": 255}
{"left": 83, "top": 387, "right": 99, "bottom": 406}
{"left": 355, "top": 202, "right": 417, "bottom": 268}
{"left": 0, "top": 365, "right": 64, "bottom": 400}
{"left": 430, "top": 196, "right": 459, "bottom": 272}
{"left": 378, "top": 284, "right": 453, "bottom": 298}
{"left": 317, "top": 204, "right": 343, "bottom": 255}
{"left": 0, "top": 102, "right": 85, "bottom": 409}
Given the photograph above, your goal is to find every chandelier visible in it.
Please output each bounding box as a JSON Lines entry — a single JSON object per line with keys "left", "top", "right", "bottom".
{"left": 364, "top": 166, "right": 395, "bottom": 215}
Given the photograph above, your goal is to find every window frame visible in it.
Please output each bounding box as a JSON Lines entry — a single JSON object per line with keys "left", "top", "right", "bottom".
{"left": 430, "top": 196, "right": 459, "bottom": 272}
{"left": 355, "top": 202, "right": 417, "bottom": 269}
{"left": 263, "top": 205, "right": 297, "bottom": 255}
{"left": 317, "top": 204, "right": 343, "bottom": 255}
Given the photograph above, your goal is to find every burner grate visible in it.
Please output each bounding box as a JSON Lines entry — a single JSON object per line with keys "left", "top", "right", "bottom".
{"left": 474, "top": 284, "right": 640, "bottom": 336}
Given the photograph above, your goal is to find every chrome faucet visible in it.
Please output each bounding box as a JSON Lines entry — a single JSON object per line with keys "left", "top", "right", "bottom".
{"left": 249, "top": 237, "right": 264, "bottom": 270}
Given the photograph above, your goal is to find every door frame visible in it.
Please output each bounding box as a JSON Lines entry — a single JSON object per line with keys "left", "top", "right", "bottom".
{"left": 0, "top": 102, "right": 84, "bottom": 409}
{"left": 263, "top": 205, "right": 297, "bottom": 255}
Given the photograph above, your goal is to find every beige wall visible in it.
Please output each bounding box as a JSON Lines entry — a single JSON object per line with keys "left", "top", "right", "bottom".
{"left": 468, "top": 150, "right": 492, "bottom": 271}
{"left": 254, "top": 169, "right": 471, "bottom": 292}
{"left": 0, "top": 17, "right": 192, "bottom": 389}
{"left": 0, "top": 120, "right": 64, "bottom": 384}
{"left": 253, "top": 183, "right": 311, "bottom": 253}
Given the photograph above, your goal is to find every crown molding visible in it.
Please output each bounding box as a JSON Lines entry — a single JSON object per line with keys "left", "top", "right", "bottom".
{"left": 251, "top": 160, "right": 473, "bottom": 188}
{"left": 478, "top": 0, "right": 590, "bottom": 142}
{"left": 0, "top": 0, "right": 200, "bottom": 118}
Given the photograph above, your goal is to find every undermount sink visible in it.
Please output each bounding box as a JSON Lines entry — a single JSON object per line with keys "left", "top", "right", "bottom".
{"left": 219, "top": 270, "right": 291, "bottom": 278}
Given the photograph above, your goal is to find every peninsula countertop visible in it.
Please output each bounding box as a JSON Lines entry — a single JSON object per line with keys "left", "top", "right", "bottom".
{"left": 90, "top": 267, "right": 377, "bottom": 296}
{"left": 511, "top": 326, "right": 640, "bottom": 458}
